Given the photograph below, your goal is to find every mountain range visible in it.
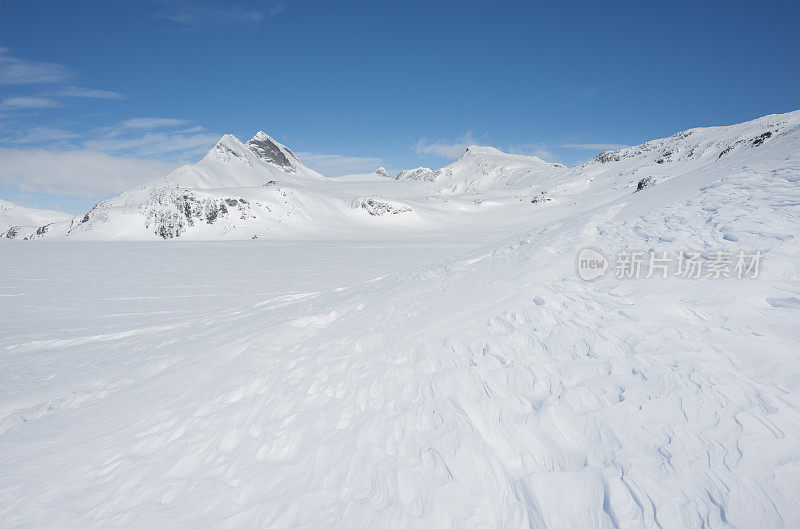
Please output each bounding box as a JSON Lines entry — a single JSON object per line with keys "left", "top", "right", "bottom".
{"left": 3, "top": 110, "right": 799, "bottom": 241}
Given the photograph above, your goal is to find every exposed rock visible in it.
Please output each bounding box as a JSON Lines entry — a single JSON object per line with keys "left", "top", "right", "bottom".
{"left": 531, "top": 191, "right": 552, "bottom": 204}
{"left": 751, "top": 131, "right": 773, "bottom": 147}
{"left": 351, "top": 197, "right": 412, "bottom": 216}
{"left": 636, "top": 176, "right": 654, "bottom": 191}
{"left": 246, "top": 132, "right": 296, "bottom": 171}
{"left": 143, "top": 191, "right": 246, "bottom": 239}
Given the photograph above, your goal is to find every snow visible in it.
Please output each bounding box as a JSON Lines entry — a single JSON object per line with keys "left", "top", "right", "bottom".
{"left": 1, "top": 110, "right": 800, "bottom": 528}
{"left": 0, "top": 198, "right": 71, "bottom": 239}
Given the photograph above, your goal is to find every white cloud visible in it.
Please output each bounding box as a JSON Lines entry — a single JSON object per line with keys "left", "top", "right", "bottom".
{"left": 0, "top": 96, "right": 62, "bottom": 109}
{"left": 120, "top": 117, "right": 190, "bottom": 129}
{"left": 415, "top": 132, "right": 479, "bottom": 160}
{"left": 55, "top": 86, "right": 125, "bottom": 99}
{"left": 558, "top": 143, "right": 628, "bottom": 150}
{"left": 0, "top": 148, "right": 177, "bottom": 197}
{"left": 296, "top": 152, "right": 385, "bottom": 176}
{"left": 0, "top": 47, "right": 72, "bottom": 84}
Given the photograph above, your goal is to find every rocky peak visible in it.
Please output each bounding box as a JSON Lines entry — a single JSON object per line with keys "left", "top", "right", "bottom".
{"left": 245, "top": 131, "right": 298, "bottom": 172}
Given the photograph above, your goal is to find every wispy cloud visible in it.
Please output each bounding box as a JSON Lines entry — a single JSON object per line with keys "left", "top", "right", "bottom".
{"left": 507, "top": 143, "right": 561, "bottom": 163}
{"left": 296, "top": 152, "right": 384, "bottom": 176}
{"left": 1, "top": 116, "right": 220, "bottom": 167}
{"left": 558, "top": 143, "right": 628, "bottom": 150}
{"left": 0, "top": 49, "right": 124, "bottom": 113}
{"left": 1, "top": 127, "right": 80, "bottom": 145}
{"left": 0, "top": 47, "right": 72, "bottom": 84}
{"left": 0, "top": 148, "right": 177, "bottom": 198}
{"left": 55, "top": 86, "right": 125, "bottom": 100}
{"left": 84, "top": 129, "right": 220, "bottom": 160}
{"left": 154, "top": 0, "right": 287, "bottom": 28}
{"left": 415, "top": 132, "right": 480, "bottom": 160}
{"left": 0, "top": 96, "right": 62, "bottom": 110}
{"left": 120, "top": 117, "right": 189, "bottom": 129}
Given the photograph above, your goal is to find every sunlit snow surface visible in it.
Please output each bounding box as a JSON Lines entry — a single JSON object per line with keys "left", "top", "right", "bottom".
{"left": 2, "top": 113, "right": 800, "bottom": 528}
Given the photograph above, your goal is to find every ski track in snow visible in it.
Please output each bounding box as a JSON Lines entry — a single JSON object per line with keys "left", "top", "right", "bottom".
{"left": 1, "top": 114, "right": 800, "bottom": 528}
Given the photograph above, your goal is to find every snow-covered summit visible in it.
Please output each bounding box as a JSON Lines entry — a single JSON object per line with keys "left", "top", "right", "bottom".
{"left": 156, "top": 131, "right": 325, "bottom": 190}
{"left": 409, "top": 144, "right": 567, "bottom": 193}
{"left": 374, "top": 167, "right": 391, "bottom": 178}
{"left": 28, "top": 131, "right": 334, "bottom": 240}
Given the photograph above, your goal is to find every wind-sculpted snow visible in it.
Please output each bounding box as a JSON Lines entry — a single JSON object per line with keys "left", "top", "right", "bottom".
{"left": 1, "top": 111, "right": 799, "bottom": 527}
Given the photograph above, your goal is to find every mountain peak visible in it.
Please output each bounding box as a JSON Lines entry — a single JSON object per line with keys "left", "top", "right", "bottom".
{"left": 245, "top": 131, "right": 299, "bottom": 172}
{"left": 461, "top": 144, "right": 547, "bottom": 162}
{"left": 205, "top": 134, "right": 252, "bottom": 162}
{"left": 462, "top": 145, "right": 501, "bottom": 156}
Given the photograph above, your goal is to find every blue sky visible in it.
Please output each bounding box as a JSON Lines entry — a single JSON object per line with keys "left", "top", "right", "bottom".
{"left": 1, "top": 0, "right": 798, "bottom": 213}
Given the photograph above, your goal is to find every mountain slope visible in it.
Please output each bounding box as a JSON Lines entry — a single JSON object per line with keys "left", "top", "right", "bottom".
{"left": 0, "top": 199, "right": 71, "bottom": 239}
{"left": 570, "top": 110, "right": 800, "bottom": 192}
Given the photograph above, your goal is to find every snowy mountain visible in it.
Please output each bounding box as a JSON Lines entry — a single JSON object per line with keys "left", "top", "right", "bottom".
{"left": 373, "top": 167, "right": 391, "bottom": 178}
{"left": 414, "top": 145, "right": 567, "bottom": 193}
{"left": 32, "top": 132, "right": 334, "bottom": 240}
{"left": 26, "top": 110, "right": 800, "bottom": 243}
{"left": 2, "top": 110, "right": 800, "bottom": 528}
{"left": 0, "top": 199, "right": 71, "bottom": 239}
